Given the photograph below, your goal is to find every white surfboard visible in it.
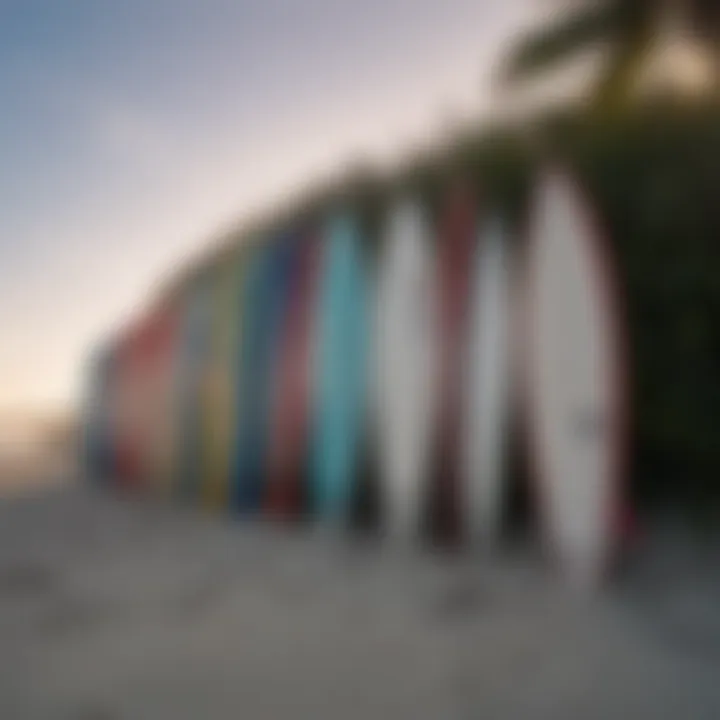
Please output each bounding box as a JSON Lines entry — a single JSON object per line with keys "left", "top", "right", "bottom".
{"left": 462, "top": 218, "right": 513, "bottom": 547}
{"left": 524, "top": 169, "right": 625, "bottom": 585}
{"left": 374, "top": 198, "right": 437, "bottom": 542}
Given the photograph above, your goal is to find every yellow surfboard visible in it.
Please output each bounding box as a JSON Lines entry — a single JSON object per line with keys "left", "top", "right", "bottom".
{"left": 200, "top": 253, "right": 246, "bottom": 511}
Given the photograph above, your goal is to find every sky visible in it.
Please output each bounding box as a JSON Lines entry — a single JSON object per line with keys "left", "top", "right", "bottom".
{"left": 0, "top": 0, "right": 543, "bottom": 418}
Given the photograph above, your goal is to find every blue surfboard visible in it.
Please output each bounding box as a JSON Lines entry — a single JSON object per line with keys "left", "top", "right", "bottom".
{"left": 230, "top": 248, "right": 263, "bottom": 512}
{"left": 312, "top": 212, "right": 370, "bottom": 523}
{"left": 231, "top": 238, "right": 294, "bottom": 512}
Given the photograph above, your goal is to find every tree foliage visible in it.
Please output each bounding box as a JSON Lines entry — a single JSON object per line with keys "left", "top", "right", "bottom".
{"left": 503, "top": 0, "right": 720, "bottom": 108}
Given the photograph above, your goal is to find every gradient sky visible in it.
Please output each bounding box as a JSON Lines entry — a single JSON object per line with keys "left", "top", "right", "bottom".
{"left": 0, "top": 0, "right": 542, "bottom": 417}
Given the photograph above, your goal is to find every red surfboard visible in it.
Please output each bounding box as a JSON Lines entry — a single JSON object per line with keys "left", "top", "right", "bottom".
{"left": 429, "top": 181, "right": 478, "bottom": 545}
{"left": 139, "top": 302, "right": 181, "bottom": 493}
{"left": 265, "top": 229, "right": 321, "bottom": 520}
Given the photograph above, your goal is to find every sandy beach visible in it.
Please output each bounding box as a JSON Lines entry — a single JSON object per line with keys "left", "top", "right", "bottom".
{"left": 0, "top": 481, "right": 718, "bottom": 719}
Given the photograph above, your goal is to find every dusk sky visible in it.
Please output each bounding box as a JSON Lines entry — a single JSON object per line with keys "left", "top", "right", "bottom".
{"left": 1, "top": 0, "right": 543, "bottom": 417}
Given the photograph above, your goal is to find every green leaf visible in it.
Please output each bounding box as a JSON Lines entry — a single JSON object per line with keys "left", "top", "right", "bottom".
{"left": 590, "top": 35, "right": 650, "bottom": 111}
{"left": 502, "top": 3, "right": 622, "bottom": 82}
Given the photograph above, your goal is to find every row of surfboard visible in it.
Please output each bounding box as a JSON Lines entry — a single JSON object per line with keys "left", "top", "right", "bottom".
{"left": 83, "top": 168, "right": 627, "bottom": 585}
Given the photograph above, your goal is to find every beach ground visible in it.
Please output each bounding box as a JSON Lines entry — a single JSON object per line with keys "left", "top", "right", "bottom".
{"left": 1, "top": 482, "right": 719, "bottom": 719}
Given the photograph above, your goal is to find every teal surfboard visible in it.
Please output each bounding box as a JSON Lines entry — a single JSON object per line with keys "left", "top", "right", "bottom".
{"left": 176, "top": 276, "right": 213, "bottom": 500}
{"left": 312, "top": 212, "right": 370, "bottom": 523}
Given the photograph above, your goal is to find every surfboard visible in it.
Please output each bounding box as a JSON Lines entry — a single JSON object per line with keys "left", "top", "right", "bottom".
{"left": 231, "top": 248, "right": 264, "bottom": 512}
{"left": 523, "top": 168, "right": 626, "bottom": 585}
{"left": 200, "top": 256, "right": 245, "bottom": 511}
{"left": 144, "top": 301, "right": 181, "bottom": 496}
{"left": 150, "top": 302, "right": 180, "bottom": 496}
{"left": 137, "top": 313, "right": 170, "bottom": 490}
{"left": 312, "top": 212, "right": 370, "bottom": 524}
{"left": 103, "top": 341, "right": 122, "bottom": 484}
{"left": 133, "top": 316, "right": 155, "bottom": 489}
{"left": 105, "top": 338, "right": 125, "bottom": 488}
{"left": 461, "top": 218, "right": 513, "bottom": 546}
{"left": 256, "top": 234, "right": 298, "bottom": 515}
{"left": 115, "top": 325, "right": 144, "bottom": 491}
{"left": 176, "top": 278, "right": 213, "bottom": 501}
{"left": 265, "top": 229, "right": 320, "bottom": 520}
{"left": 82, "top": 344, "right": 114, "bottom": 482}
{"left": 231, "top": 240, "right": 289, "bottom": 513}
{"left": 429, "top": 182, "right": 477, "bottom": 544}
{"left": 374, "top": 198, "right": 437, "bottom": 542}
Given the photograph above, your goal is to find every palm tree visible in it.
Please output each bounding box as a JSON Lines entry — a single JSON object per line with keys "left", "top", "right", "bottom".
{"left": 502, "top": 0, "right": 720, "bottom": 107}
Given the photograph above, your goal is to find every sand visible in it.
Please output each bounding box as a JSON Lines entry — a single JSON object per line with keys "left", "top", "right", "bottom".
{"left": 0, "top": 483, "right": 719, "bottom": 719}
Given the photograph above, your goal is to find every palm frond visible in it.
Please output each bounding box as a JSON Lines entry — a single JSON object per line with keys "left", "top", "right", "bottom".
{"left": 590, "top": 35, "right": 651, "bottom": 111}
{"left": 501, "top": 2, "right": 623, "bottom": 83}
